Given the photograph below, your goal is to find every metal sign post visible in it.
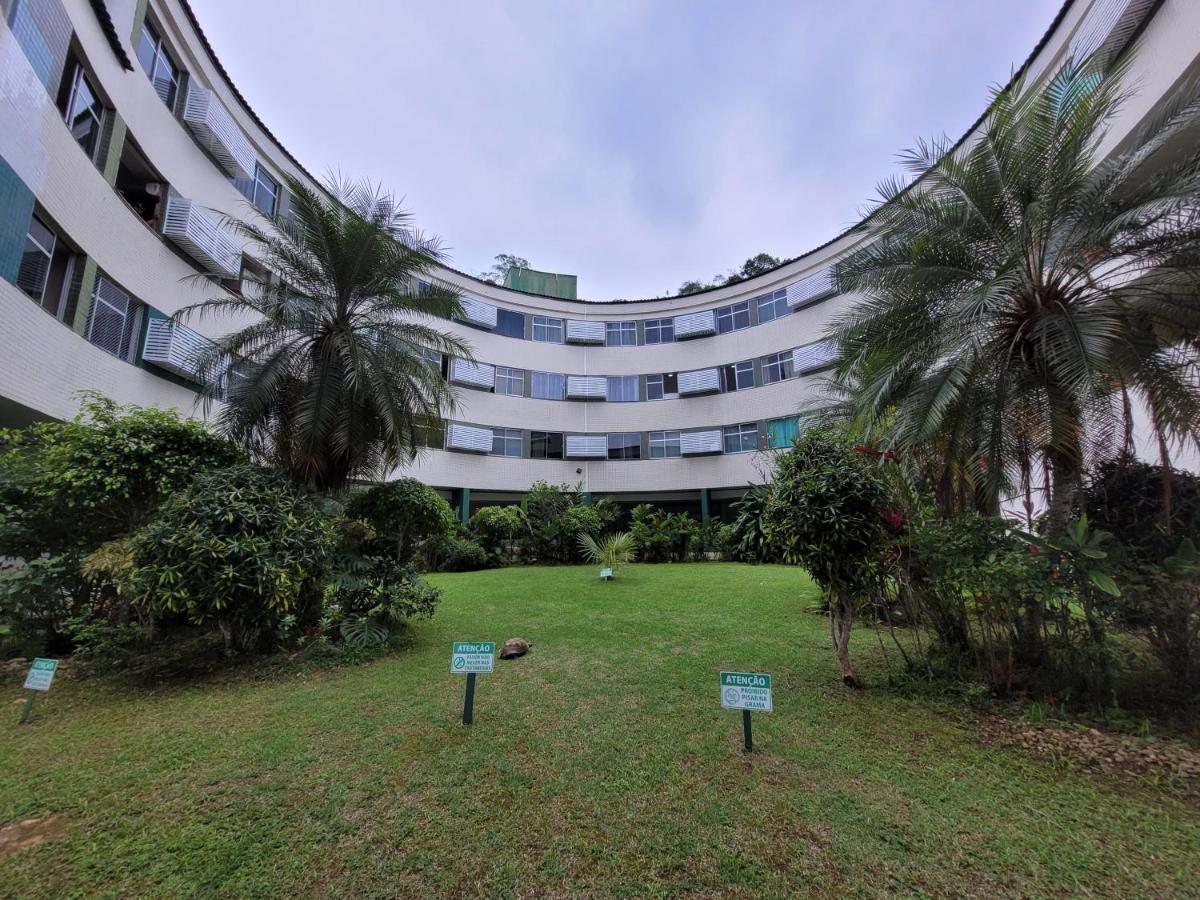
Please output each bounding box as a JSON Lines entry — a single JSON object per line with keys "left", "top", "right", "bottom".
{"left": 19, "top": 658, "right": 58, "bottom": 725}
{"left": 719, "top": 671, "right": 773, "bottom": 753}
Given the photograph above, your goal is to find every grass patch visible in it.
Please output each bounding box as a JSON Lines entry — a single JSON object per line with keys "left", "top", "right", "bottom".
{"left": 1, "top": 563, "right": 1197, "bottom": 896}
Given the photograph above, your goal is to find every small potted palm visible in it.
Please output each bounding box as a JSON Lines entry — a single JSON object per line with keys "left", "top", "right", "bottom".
{"left": 578, "top": 531, "right": 636, "bottom": 580}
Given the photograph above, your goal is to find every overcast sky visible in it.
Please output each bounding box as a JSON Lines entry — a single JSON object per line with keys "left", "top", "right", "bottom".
{"left": 197, "top": 0, "right": 1063, "bottom": 299}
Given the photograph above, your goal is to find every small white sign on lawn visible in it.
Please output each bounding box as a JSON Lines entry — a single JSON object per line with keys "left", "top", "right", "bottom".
{"left": 450, "top": 642, "right": 495, "bottom": 674}
{"left": 23, "top": 658, "right": 58, "bottom": 692}
{"left": 719, "top": 671, "right": 773, "bottom": 712}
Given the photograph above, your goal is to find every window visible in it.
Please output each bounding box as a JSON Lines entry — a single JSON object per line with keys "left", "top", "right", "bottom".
{"left": 530, "top": 431, "right": 564, "bottom": 459}
{"left": 530, "top": 371, "right": 565, "bottom": 400}
{"left": 61, "top": 65, "right": 104, "bottom": 160}
{"left": 762, "top": 351, "right": 793, "bottom": 384}
{"left": 85, "top": 276, "right": 142, "bottom": 361}
{"left": 495, "top": 308, "right": 525, "bottom": 338}
{"left": 716, "top": 301, "right": 750, "bottom": 334}
{"left": 649, "top": 430, "right": 681, "bottom": 458}
{"left": 607, "top": 432, "right": 641, "bottom": 460}
{"left": 491, "top": 427, "right": 522, "bottom": 457}
{"left": 606, "top": 321, "right": 636, "bottom": 346}
{"left": 645, "top": 372, "right": 678, "bottom": 400}
{"left": 756, "top": 289, "right": 789, "bottom": 323}
{"left": 235, "top": 164, "right": 279, "bottom": 217}
{"left": 494, "top": 366, "right": 524, "bottom": 396}
{"left": 606, "top": 375, "right": 638, "bottom": 402}
{"left": 720, "top": 361, "right": 754, "bottom": 392}
{"left": 532, "top": 316, "right": 563, "bottom": 343}
{"left": 415, "top": 421, "right": 445, "bottom": 449}
{"left": 723, "top": 422, "right": 760, "bottom": 454}
{"left": 767, "top": 416, "right": 801, "bottom": 449}
{"left": 17, "top": 215, "right": 55, "bottom": 304}
{"left": 644, "top": 318, "right": 674, "bottom": 344}
{"left": 136, "top": 20, "right": 181, "bottom": 111}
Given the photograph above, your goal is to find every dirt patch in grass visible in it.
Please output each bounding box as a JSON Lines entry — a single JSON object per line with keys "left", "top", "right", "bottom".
{"left": 977, "top": 715, "right": 1200, "bottom": 806}
{"left": 0, "top": 816, "right": 70, "bottom": 858}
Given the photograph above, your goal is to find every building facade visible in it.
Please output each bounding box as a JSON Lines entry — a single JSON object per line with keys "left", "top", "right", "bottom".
{"left": 0, "top": 0, "right": 1197, "bottom": 519}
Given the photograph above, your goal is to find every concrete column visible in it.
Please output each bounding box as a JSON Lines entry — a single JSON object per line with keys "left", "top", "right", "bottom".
{"left": 700, "top": 488, "right": 711, "bottom": 522}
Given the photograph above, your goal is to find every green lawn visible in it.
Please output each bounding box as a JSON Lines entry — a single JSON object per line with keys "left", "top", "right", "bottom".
{"left": 1, "top": 564, "right": 1197, "bottom": 897}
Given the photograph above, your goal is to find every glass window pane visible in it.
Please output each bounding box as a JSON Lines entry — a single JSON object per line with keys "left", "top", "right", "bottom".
{"left": 491, "top": 427, "right": 521, "bottom": 457}
{"left": 767, "top": 417, "right": 800, "bottom": 449}
{"left": 646, "top": 374, "right": 663, "bottom": 401}
{"left": 607, "top": 432, "right": 640, "bottom": 460}
{"left": 253, "top": 167, "right": 279, "bottom": 217}
{"left": 495, "top": 308, "right": 525, "bottom": 338}
{"left": 606, "top": 375, "right": 638, "bottom": 402}
{"left": 495, "top": 366, "right": 524, "bottom": 396}
{"left": 533, "top": 316, "right": 562, "bottom": 342}
{"left": 644, "top": 318, "right": 673, "bottom": 344}
{"left": 136, "top": 26, "right": 158, "bottom": 75}
{"left": 530, "top": 431, "right": 563, "bottom": 459}
{"left": 531, "top": 371, "right": 564, "bottom": 400}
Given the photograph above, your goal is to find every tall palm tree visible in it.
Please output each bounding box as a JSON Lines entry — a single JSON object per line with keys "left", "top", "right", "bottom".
{"left": 829, "top": 54, "right": 1200, "bottom": 529}
{"left": 180, "top": 176, "right": 471, "bottom": 494}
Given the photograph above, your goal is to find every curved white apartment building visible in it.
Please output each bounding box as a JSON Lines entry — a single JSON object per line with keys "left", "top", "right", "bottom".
{"left": 0, "top": 0, "right": 1197, "bottom": 519}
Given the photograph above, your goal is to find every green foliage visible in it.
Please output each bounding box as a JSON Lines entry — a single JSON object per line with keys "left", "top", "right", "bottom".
{"left": 828, "top": 55, "right": 1200, "bottom": 522}
{"left": 765, "top": 430, "right": 890, "bottom": 685}
{"left": 519, "top": 482, "right": 618, "bottom": 563}
{"left": 728, "top": 484, "right": 780, "bottom": 563}
{"left": 180, "top": 175, "right": 472, "bottom": 493}
{"left": 347, "top": 478, "right": 456, "bottom": 562}
{"left": 124, "top": 465, "right": 339, "bottom": 653}
{"left": 0, "top": 395, "right": 241, "bottom": 559}
{"left": 1083, "top": 459, "right": 1200, "bottom": 690}
{"left": 577, "top": 531, "right": 636, "bottom": 574}
{"left": 429, "top": 534, "right": 492, "bottom": 572}
{"left": 328, "top": 557, "right": 440, "bottom": 647}
{"left": 677, "top": 252, "right": 788, "bottom": 294}
{"left": 628, "top": 505, "right": 697, "bottom": 563}
{"left": 469, "top": 505, "right": 524, "bottom": 563}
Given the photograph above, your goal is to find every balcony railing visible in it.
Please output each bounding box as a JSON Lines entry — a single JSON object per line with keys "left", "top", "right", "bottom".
{"left": 566, "top": 376, "right": 606, "bottom": 400}
{"left": 793, "top": 339, "right": 838, "bottom": 375}
{"left": 446, "top": 423, "right": 493, "bottom": 453}
{"left": 565, "top": 319, "right": 605, "bottom": 344}
{"left": 565, "top": 435, "right": 607, "bottom": 458}
{"left": 448, "top": 358, "right": 495, "bottom": 389}
{"left": 673, "top": 310, "right": 716, "bottom": 340}
{"left": 182, "top": 83, "right": 255, "bottom": 180}
{"left": 786, "top": 267, "right": 836, "bottom": 309}
{"left": 456, "top": 296, "right": 498, "bottom": 330}
{"left": 680, "top": 431, "right": 723, "bottom": 455}
{"left": 677, "top": 368, "right": 720, "bottom": 396}
{"left": 162, "top": 193, "right": 240, "bottom": 277}
{"left": 141, "top": 317, "right": 213, "bottom": 381}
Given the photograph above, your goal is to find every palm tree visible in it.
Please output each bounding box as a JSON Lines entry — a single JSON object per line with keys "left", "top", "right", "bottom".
{"left": 180, "top": 176, "right": 472, "bottom": 494}
{"left": 829, "top": 53, "right": 1200, "bottom": 530}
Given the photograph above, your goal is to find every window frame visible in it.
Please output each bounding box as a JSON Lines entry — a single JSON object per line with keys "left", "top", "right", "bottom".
{"left": 490, "top": 427, "right": 522, "bottom": 458}
{"left": 761, "top": 351, "right": 793, "bottom": 384}
{"left": 649, "top": 430, "right": 681, "bottom": 459}
{"left": 494, "top": 365, "right": 524, "bottom": 396}
{"left": 716, "top": 300, "right": 751, "bottom": 334}
{"left": 605, "top": 321, "right": 636, "bottom": 346}
{"left": 532, "top": 315, "right": 563, "bottom": 343}
{"left": 756, "top": 289, "right": 789, "bottom": 323}
{"left": 605, "top": 375, "right": 639, "bottom": 402}
{"left": 17, "top": 214, "right": 56, "bottom": 304}
{"left": 643, "top": 317, "right": 674, "bottom": 344}
{"left": 720, "top": 361, "right": 754, "bottom": 393}
{"left": 607, "top": 432, "right": 641, "bottom": 460}
{"left": 766, "top": 416, "right": 801, "bottom": 449}
{"left": 136, "top": 19, "right": 182, "bottom": 112}
{"left": 530, "top": 430, "right": 564, "bottom": 460}
{"left": 645, "top": 373, "right": 664, "bottom": 401}
{"left": 722, "top": 422, "right": 760, "bottom": 454}
{"left": 530, "top": 371, "right": 565, "bottom": 400}
{"left": 62, "top": 63, "right": 105, "bottom": 161}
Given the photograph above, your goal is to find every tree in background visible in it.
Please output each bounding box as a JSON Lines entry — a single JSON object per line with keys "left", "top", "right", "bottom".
{"left": 478, "top": 253, "right": 530, "bottom": 285}
{"left": 182, "top": 175, "right": 472, "bottom": 494}
{"left": 828, "top": 54, "right": 1200, "bottom": 529}
{"left": 677, "top": 252, "right": 786, "bottom": 295}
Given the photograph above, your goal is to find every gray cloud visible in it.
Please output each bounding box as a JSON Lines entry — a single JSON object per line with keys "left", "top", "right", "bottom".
{"left": 198, "top": 0, "right": 1063, "bottom": 298}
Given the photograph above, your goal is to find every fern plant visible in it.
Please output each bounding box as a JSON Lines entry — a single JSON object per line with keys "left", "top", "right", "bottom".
{"left": 578, "top": 531, "right": 636, "bottom": 577}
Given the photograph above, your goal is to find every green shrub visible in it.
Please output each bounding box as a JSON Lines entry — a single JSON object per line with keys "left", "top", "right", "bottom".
{"left": 765, "top": 430, "right": 890, "bottom": 686}
{"left": 629, "top": 504, "right": 698, "bottom": 563}
{"left": 436, "top": 536, "right": 492, "bottom": 572}
{"left": 347, "top": 478, "right": 456, "bottom": 563}
{"left": 469, "top": 505, "right": 524, "bottom": 564}
{"left": 124, "top": 465, "right": 339, "bottom": 653}
{"left": 729, "top": 483, "right": 780, "bottom": 562}
{"left": 327, "top": 557, "right": 440, "bottom": 646}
